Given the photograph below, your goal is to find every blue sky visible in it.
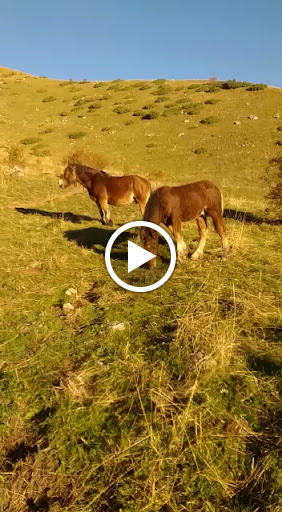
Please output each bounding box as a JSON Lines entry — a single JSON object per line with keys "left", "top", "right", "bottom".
{"left": 1, "top": 0, "right": 281, "bottom": 86}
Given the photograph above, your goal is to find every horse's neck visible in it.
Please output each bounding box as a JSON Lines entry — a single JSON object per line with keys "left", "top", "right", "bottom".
{"left": 76, "top": 170, "right": 92, "bottom": 191}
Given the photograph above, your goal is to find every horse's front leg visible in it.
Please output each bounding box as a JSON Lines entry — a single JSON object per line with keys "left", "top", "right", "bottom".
{"left": 98, "top": 197, "right": 113, "bottom": 226}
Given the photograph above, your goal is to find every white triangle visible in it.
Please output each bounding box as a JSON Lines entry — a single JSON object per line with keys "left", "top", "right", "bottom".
{"left": 128, "top": 240, "right": 155, "bottom": 273}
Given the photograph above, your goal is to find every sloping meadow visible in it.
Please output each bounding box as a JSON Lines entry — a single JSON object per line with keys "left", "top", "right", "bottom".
{"left": 0, "top": 69, "right": 281, "bottom": 511}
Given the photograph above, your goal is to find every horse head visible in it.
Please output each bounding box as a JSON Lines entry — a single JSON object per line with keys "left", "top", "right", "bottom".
{"left": 58, "top": 164, "right": 77, "bottom": 188}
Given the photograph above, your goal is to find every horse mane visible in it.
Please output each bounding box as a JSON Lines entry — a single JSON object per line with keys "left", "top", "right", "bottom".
{"left": 70, "top": 163, "right": 110, "bottom": 179}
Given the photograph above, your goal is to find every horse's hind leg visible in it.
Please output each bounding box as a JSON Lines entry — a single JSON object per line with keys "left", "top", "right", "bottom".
{"left": 170, "top": 218, "right": 187, "bottom": 261}
{"left": 191, "top": 216, "right": 208, "bottom": 260}
{"left": 209, "top": 209, "right": 229, "bottom": 258}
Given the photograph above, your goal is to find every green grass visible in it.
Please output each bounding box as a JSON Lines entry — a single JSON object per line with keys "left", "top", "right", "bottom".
{"left": 0, "top": 67, "right": 281, "bottom": 512}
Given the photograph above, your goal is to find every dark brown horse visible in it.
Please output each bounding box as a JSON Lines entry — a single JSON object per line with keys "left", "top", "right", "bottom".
{"left": 58, "top": 163, "right": 151, "bottom": 225}
{"left": 143, "top": 180, "right": 229, "bottom": 268}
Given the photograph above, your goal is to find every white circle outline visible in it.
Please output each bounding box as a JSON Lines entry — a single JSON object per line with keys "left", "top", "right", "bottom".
{"left": 105, "top": 221, "right": 176, "bottom": 293}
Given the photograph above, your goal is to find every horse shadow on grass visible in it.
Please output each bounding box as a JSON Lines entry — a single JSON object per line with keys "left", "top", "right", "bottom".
{"left": 64, "top": 226, "right": 133, "bottom": 260}
{"left": 15, "top": 207, "right": 99, "bottom": 224}
{"left": 224, "top": 208, "right": 282, "bottom": 225}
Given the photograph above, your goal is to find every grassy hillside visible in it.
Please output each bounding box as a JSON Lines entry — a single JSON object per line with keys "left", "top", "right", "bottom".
{"left": 0, "top": 68, "right": 281, "bottom": 512}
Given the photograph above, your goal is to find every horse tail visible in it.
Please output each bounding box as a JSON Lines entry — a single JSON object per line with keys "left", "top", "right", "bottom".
{"left": 132, "top": 176, "right": 151, "bottom": 205}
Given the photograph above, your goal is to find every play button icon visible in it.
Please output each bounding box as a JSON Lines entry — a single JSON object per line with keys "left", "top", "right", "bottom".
{"left": 105, "top": 221, "right": 176, "bottom": 293}
{"left": 127, "top": 241, "right": 155, "bottom": 273}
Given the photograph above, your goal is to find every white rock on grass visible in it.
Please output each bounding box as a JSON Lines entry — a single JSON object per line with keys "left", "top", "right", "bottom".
{"left": 108, "top": 321, "right": 126, "bottom": 331}
{"left": 234, "top": 121, "right": 241, "bottom": 125}
{"left": 248, "top": 115, "right": 259, "bottom": 120}
{"left": 65, "top": 288, "right": 77, "bottom": 296}
{"left": 183, "top": 119, "right": 190, "bottom": 123}
{"left": 178, "top": 132, "right": 185, "bottom": 137}
{"left": 10, "top": 166, "right": 24, "bottom": 177}
{"left": 63, "top": 303, "right": 75, "bottom": 312}
{"left": 273, "top": 113, "right": 280, "bottom": 118}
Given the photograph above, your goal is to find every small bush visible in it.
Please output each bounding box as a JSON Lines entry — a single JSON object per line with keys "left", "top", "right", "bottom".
{"left": 59, "top": 111, "right": 69, "bottom": 116}
{"left": 200, "top": 116, "right": 220, "bottom": 124}
{"left": 246, "top": 83, "right": 267, "bottom": 91}
{"left": 36, "top": 88, "right": 47, "bottom": 93}
{"left": 31, "top": 148, "right": 50, "bottom": 157}
{"left": 142, "top": 111, "right": 159, "bottom": 120}
{"left": 74, "top": 98, "right": 92, "bottom": 106}
{"left": 221, "top": 80, "right": 251, "bottom": 90}
{"left": 276, "top": 141, "right": 282, "bottom": 146}
{"left": 68, "top": 86, "right": 81, "bottom": 92}
{"left": 196, "top": 84, "right": 221, "bottom": 93}
{"left": 6, "top": 144, "right": 26, "bottom": 167}
{"left": 277, "top": 126, "right": 282, "bottom": 131}
{"left": 164, "top": 102, "right": 178, "bottom": 108}
{"left": 123, "top": 98, "right": 136, "bottom": 104}
{"left": 79, "top": 79, "right": 90, "bottom": 84}
{"left": 113, "top": 106, "right": 130, "bottom": 114}
{"left": 142, "top": 103, "right": 155, "bottom": 110}
{"left": 162, "top": 106, "right": 182, "bottom": 116}
{"left": 146, "top": 143, "right": 158, "bottom": 148}
{"left": 88, "top": 103, "right": 102, "bottom": 110}
{"left": 153, "top": 79, "right": 166, "bottom": 85}
{"left": 187, "top": 84, "right": 199, "bottom": 89}
{"left": 186, "top": 103, "right": 203, "bottom": 115}
{"left": 99, "top": 95, "right": 110, "bottom": 100}
{"left": 42, "top": 96, "right": 56, "bottom": 102}
{"left": 40, "top": 127, "right": 54, "bottom": 134}
{"left": 101, "top": 126, "right": 113, "bottom": 132}
{"left": 93, "top": 82, "right": 104, "bottom": 88}
{"left": 155, "top": 96, "right": 169, "bottom": 103}
{"left": 176, "top": 97, "right": 191, "bottom": 104}
{"left": 152, "top": 85, "right": 171, "bottom": 96}
{"left": 20, "top": 137, "right": 41, "bottom": 145}
{"left": 205, "top": 98, "right": 221, "bottom": 104}
{"left": 66, "top": 149, "right": 108, "bottom": 169}
{"left": 194, "top": 147, "right": 206, "bottom": 155}
{"left": 59, "top": 81, "right": 69, "bottom": 87}
{"left": 175, "top": 85, "right": 185, "bottom": 91}
{"left": 68, "top": 131, "right": 86, "bottom": 139}
{"left": 132, "top": 110, "right": 144, "bottom": 117}
{"left": 107, "top": 84, "right": 122, "bottom": 91}
{"left": 139, "top": 83, "right": 153, "bottom": 90}
{"left": 125, "top": 120, "right": 134, "bottom": 126}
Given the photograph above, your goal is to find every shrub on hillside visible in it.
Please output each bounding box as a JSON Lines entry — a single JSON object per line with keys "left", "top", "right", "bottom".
{"left": 264, "top": 155, "right": 282, "bottom": 212}
{"left": 200, "top": 116, "right": 219, "bottom": 124}
{"left": 59, "top": 111, "right": 69, "bottom": 116}
{"left": 142, "top": 110, "right": 159, "bottom": 120}
{"left": 42, "top": 96, "right": 56, "bottom": 102}
{"left": 205, "top": 98, "right": 221, "bottom": 104}
{"left": 221, "top": 80, "right": 252, "bottom": 89}
{"left": 152, "top": 85, "right": 171, "bottom": 96}
{"left": 196, "top": 83, "right": 221, "bottom": 93}
{"left": 88, "top": 103, "right": 102, "bottom": 110}
{"left": 139, "top": 83, "right": 153, "bottom": 90}
{"left": 20, "top": 137, "right": 41, "bottom": 145}
{"left": 142, "top": 103, "right": 155, "bottom": 110}
{"left": 162, "top": 106, "right": 182, "bottom": 116}
{"left": 187, "top": 84, "right": 199, "bottom": 89}
{"left": 68, "top": 131, "right": 86, "bottom": 139}
{"left": 155, "top": 96, "right": 169, "bottom": 103}
{"left": 6, "top": 144, "right": 27, "bottom": 167}
{"left": 101, "top": 126, "right": 113, "bottom": 132}
{"left": 125, "top": 120, "right": 134, "bottom": 125}
{"left": 132, "top": 110, "right": 144, "bottom": 117}
{"left": 113, "top": 105, "right": 130, "bottom": 114}
{"left": 93, "top": 82, "right": 104, "bottom": 88}
{"left": 66, "top": 149, "right": 108, "bottom": 169}
{"left": 246, "top": 83, "right": 267, "bottom": 91}
{"left": 194, "top": 147, "right": 206, "bottom": 154}
{"left": 39, "top": 127, "right": 54, "bottom": 134}
{"left": 153, "top": 79, "right": 166, "bottom": 85}
{"left": 277, "top": 141, "right": 282, "bottom": 146}
{"left": 74, "top": 98, "right": 92, "bottom": 106}
{"left": 186, "top": 103, "right": 203, "bottom": 115}
{"left": 277, "top": 126, "right": 282, "bottom": 131}
{"left": 36, "top": 88, "right": 47, "bottom": 93}
{"left": 176, "top": 97, "right": 191, "bottom": 104}
{"left": 59, "top": 81, "right": 69, "bottom": 87}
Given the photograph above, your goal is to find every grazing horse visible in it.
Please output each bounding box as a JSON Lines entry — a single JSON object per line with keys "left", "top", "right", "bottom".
{"left": 143, "top": 180, "right": 229, "bottom": 268}
{"left": 58, "top": 163, "right": 151, "bottom": 225}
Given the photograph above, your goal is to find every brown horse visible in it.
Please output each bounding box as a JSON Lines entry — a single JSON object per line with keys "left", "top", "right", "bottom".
{"left": 58, "top": 163, "right": 151, "bottom": 225}
{"left": 143, "top": 180, "right": 229, "bottom": 268}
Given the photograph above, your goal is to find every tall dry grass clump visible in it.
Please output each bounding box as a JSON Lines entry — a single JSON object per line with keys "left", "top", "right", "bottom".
{"left": 64, "top": 148, "right": 108, "bottom": 170}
